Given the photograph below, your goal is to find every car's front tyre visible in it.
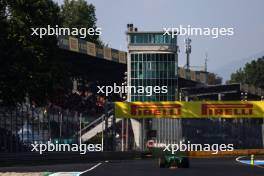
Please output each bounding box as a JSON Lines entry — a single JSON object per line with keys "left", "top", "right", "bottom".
{"left": 159, "top": 157, "right": 166, "bottom": 168}
{"left": 179, "top": 157, "right": 190, "bottom": 168}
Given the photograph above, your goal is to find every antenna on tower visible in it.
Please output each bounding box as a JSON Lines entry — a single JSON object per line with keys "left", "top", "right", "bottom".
{"left": 185, "top": 38, "right": 192, "bottom": 70}
{"left": 204, "top": 52, "right": 208, "bottom": 72}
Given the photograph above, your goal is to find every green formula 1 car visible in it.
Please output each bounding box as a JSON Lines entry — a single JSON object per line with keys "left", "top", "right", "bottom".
{"left": 146, "top": 140, "right": 190, "bottom": 168}
{"left": 158, "top": 153, "right": 189, "bottom": 168}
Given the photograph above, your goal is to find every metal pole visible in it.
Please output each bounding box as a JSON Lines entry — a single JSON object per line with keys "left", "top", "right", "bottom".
{"left": 105, "top": 115, "right": 108, "bottom": 151}
{"left": 142, "top": 119, "right": 145, "bottom": 151}
{"left": 179, "top": 92, "right": 182, "bottom": 101}
{"left": 48, "top": 110, "right": 51, "bottom": 142}
{"left": 261, "top": 96, "right": 264, "bottom": 147}
{"left": 27, "top": 106, "right": 29, "bottom": 146}
{"left": 101, "top": 114, "right": 104, "bottom": 151}
{"left": 38, "top": 111, "right": 40, "bottom": 144}
{"left": 121, "top": 119, "right": 124, "bottom": 151}
{"left": 112, "top": 105, "right": 116, "bottom": 151}
{"left": 4, "top": 109, "right": 7, "bottom": 150}
{"left": 185, "top": 96, "right": 189, "bottom": 102}
{"left": 66, "top": 111, "right": 69, "bottom": 139}
{"left": 157, "top": 119, "right": 160, "bottom": 144}
{"left": 125, "top": 118, "right": 129, "bottom": 151}
{"left": 10, "top": 110, "right": 13, "bottom": 152}
{"left": 79, "top": 113, "right": 82, "bottom": 144}
{"left": 218, "top": 93, "right": 222, "bottom": 101}
{"left": 31, "top": 108, "right": 34, "bottom": 146}
{"left": 59, "top": 112, "right": 62, "bottom": 141}
{"left": 15, "top": 108, "right": 18, "bottom": 152}
{"left": 21, "top": 107, "right": 24, "bottom": 150}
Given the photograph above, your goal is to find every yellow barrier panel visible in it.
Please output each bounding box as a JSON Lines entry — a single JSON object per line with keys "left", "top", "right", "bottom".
{"left": 115, "top": 101, "right": 264, "bottom": 118}
{"left": 189, "top": 149, "right": 264, "bottom": 157}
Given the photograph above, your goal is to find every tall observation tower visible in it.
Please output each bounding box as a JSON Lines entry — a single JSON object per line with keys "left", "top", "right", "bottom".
{"left": 126, "top": 24, "right": 182, "bottom": 150}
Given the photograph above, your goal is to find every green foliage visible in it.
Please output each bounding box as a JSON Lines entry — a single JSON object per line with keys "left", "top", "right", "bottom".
{"left": 61, "top": 0, "right": 103, "bottom": 45}
{"left": 230, "top": 57, "right": 264, "bottom": 88}
{"left": 208, "top": 73, "right": 222, "bottom": 85}
{"left": 0, "top": 0, "right": 70, "bottom": 106}
{"left": 0, "top": 0, "right": 103, "bottom": 106}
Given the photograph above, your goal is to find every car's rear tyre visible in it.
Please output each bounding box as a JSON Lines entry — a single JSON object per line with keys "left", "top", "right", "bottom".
{"left": 159, "top": 157, "right": 166, "bottom": 168}
{"left": 180, "top": 157, "right": 190, "bottom": 168}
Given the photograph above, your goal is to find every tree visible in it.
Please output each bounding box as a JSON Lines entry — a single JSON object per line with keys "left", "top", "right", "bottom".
{"left": 229, "top": 57, "right": 264, "bottom": 88}
{"left": 0, "top": 0, "right": 104, "bottom": 106}
{"left": 0, "top": 0, "right": 71, "bottom": 106}
{"left": 60, "top": 0, "right": 103, "bottom": 45}
{"left": 208, "top": 73, "right": 222, "bottom": 85}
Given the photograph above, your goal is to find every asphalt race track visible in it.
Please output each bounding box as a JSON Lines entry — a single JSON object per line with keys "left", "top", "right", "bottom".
{"left": 0, "top": 157, "right": 263, "bottom": 176}
{"left": 85, "top": 158, "right": 264, "bottom": 176}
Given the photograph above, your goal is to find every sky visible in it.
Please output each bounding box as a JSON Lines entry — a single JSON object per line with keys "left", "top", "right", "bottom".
{"left": 56, "top": 0, "right": 264, "bottom": 81}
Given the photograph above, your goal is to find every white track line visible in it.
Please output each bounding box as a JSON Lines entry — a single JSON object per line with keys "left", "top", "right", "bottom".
{"left": 235, "top": 156, "right": 245, "bottom": 162}
{"left": 80, "top": 162, "right": 102, "bottom": 174}
{"left": 49, "top": 162, "right": 102, "bottom": 176}
{"left": 49, "top": 172, "right": 81, "bottom": 176}
{"left": 235, "top": 156, "right": 264, "bottom": 169}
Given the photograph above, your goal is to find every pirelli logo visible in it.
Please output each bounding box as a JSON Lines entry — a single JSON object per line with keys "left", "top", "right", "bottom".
{"left": 130, "top": 103, "right": 181, "bottom": 116}
{"left": 201, "top": 104, "right": 253, "bottom": 116}
{"left": 115, "top": 101, "right": 264, "bottom": 118}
